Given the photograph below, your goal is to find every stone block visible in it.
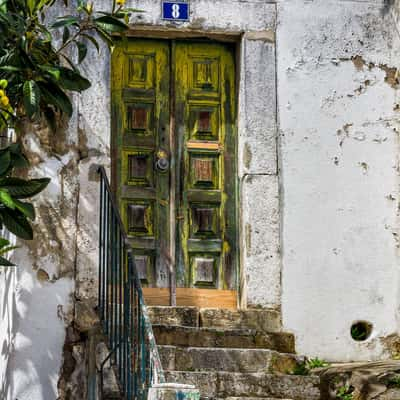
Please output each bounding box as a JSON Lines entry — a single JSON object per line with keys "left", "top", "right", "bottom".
{"left": 158, "top": 346, "right": 300, "bottom": 373}
{"left": 199, "top": 308, "right": 281, "bottom": 332}
{"left": 74, "top": 300, "right": 100, "bottom": 333}
{"left": 153, "top": 325, "right": 295, "bottom": 353}
{"left": 238, "top": 39, "right": 277, "bottom": 176}
{"left": 241, "top": 174, "right": 281, "bottom": 309}
{"left": 148, "top": 306, "right": 199, "bottom": 327}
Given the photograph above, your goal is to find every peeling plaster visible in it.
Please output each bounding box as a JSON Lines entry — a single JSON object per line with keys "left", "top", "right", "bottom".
{"left": 279, "top": 0, "right": 400, "bottom": 362}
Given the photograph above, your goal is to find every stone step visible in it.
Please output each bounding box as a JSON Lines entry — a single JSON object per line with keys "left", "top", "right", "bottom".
{"left": 199, "top": 309, "right": 281, "bottom": 332}
{"left": 223, "top": 398, "right": 294, "bottom": 400}
{"left": 153, "top": 325, "right": 295, "bottom": 353}
{"left": 148, "top": 307, "right": 282, "bottom": 332}
{"left": 164, "top": 371, "right": 320, "bottom": 400}
{"left": 159, "top": 346, "right": 301, "bottom": 374}
{"left": 148, "top": 306, "right": 199, "bottom": 327}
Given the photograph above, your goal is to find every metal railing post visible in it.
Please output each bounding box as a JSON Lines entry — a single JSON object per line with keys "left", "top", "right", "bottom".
{"left": 96, "top": 166, "right": 165, "bottom": 400}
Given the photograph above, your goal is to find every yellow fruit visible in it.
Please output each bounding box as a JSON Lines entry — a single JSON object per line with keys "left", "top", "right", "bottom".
{"left": 116, "top": 0, "right": 126, "bottom": 5}
{"left": 0, "top": 90, "right": 4, "bottom": 98}
{"left": 1, "top": 96, "right": 9, "bottom": 107}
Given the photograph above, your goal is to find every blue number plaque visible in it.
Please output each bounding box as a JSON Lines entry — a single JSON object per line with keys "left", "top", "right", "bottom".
{"left": 162, "top": 1, "right": 189, "bottom": 21}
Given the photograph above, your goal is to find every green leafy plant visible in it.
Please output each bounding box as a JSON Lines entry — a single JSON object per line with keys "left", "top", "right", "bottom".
{"left": 290, "top": 357, "right": 330, "bottom": 376}
{"left": 0, "top": 0, "right": 139, "bottom": 265}
{"left": 387, "top": 375, "right": 400, "bottom": 388}
{"left": 291, "top": 361, "right": 309, "bottom": 376}
{"left": 0, "top": 0, "right": 139, "bottom": 124}
{"left": 0, "top": 237, "right": 19, "bottom": 265}
{"left": 306, "top": 357, "right": 330, "bottom": 369}
{"left": 336, "top": 385, "right": 354, "bottom": 400}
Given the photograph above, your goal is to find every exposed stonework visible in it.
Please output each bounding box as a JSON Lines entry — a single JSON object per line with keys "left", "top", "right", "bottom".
{"left": 315, "top": 360, "right": 400, "bottom": 400}
{"left": 57, "top": 326, "right": 88, "bottom": 400}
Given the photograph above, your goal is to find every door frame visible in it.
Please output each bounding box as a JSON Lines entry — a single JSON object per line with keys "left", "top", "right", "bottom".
{"left": 108, "top": 19, "right": 280, "bottom": 310}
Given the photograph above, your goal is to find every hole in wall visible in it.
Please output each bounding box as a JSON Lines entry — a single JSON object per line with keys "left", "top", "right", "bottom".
{"left": 350, "top": 321, "right": 373, "bottom": 341}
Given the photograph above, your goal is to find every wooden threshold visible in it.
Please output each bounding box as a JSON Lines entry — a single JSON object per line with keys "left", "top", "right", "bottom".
{"left": 142, "top": 288, "right": 237, "bottom": 309}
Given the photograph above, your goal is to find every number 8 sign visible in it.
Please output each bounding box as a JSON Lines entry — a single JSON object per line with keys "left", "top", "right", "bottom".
{"left": 162, "top": 1, "right": 190, "bottom": 21}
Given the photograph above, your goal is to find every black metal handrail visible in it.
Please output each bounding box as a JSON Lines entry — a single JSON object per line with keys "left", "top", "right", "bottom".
{"left": 97, "top": 166, "right": 165, "bottom": 399}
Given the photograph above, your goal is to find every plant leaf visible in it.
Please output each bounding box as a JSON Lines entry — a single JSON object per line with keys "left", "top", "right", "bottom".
{"left": 62, "top": 26, "right": 70, "bottom": 44}
{"left": 0, "top": 189, "right": 16, "bottom": 209}
{"left": 14, "top": 199, "right": 35, "bottom": 220}
{"left": 94, "top": 15, "right": 128, "bottom": 33}
{"left": 51, "top": 16, "right": 79, "bottom": 29}
{"left": 0, "top": 238, "right": 10, "bottom": 248}
{"left": 0, "top": 177, "right": 50, "bottom": 199}
{"left": 0, "top": 208, "right": 33, "bottom": 240}
{"left": 57, "top": 67, "right": 91, "bottom": 91}
{"left": 39, "top": 65, "right": 61, "bottom": 80}
{"left": 0, "top": 150, "right": 11, "bottom": 176}
{"left": 0, "top": 245, "right": 19, "bottom": 255}
{"left": 81, "top": 33, "right": 100, "bottom": 53}
{"left": 75, "top": 41, "right": 87, "bottom": 64}
{"left": 37, "top": 81, "right": 73, "bottom": 116}
{"left": 94, "top": 27, "right": 114, "bottom": 49}
{"left": 9, "top": 144, "right": 29, "bottom": 169}
{"left": 23, "top": 80, "right": 41, "bottom": 118}
{"left": 0, "top": 255, "right": 15, "bottom": 266}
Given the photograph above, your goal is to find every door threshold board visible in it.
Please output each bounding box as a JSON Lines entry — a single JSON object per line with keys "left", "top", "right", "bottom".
{"left": 142, "top": 288, "right": 237, "bottom": 309}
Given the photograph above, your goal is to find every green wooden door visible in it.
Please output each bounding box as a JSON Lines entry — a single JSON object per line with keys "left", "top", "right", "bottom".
{"left": 112, "top": 39, "right": 237, "bottom": 290}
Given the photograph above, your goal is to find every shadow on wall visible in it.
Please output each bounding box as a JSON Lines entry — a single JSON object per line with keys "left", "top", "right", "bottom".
{"left": 0, "top": 267, "right": 17, "bottom": 400}
{"left": 4, "top": 252, "right": 74, "bottom": 400}
{"left": 382, "top": 0, "right": 395, "bottom": 15}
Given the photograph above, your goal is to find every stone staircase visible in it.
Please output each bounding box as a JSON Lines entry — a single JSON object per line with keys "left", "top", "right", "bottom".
{"left": 148, "top": 307, "right": 321, "bottom": 400}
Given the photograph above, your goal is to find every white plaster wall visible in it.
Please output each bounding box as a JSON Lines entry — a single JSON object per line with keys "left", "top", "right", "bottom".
{"left": 6, "top": 248, "right": 73, "bottom": 399}
{"left": 0, "top": 265, "right": 16, "bottom": 399}
{"left": 278, "top": 0, "right": 400, "bottom": 361}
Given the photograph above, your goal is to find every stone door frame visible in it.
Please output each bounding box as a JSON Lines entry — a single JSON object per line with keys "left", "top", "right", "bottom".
{"left": 78, "top": 0, "right": 280, "bottom": 311}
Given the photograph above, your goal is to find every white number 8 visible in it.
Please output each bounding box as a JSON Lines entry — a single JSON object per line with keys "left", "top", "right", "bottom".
{"left": 172, "top": 4, "right": 180, "bottom": 18}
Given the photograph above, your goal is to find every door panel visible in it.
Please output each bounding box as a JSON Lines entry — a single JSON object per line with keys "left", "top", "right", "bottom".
{"left": 112, "top": 40, "right": 170, "bottom": 287}
{"left": 112, "top": 39, "right": 237, "bottom": 292}
{"left": 174, "top": 42, "right": 237, "bottom": 290}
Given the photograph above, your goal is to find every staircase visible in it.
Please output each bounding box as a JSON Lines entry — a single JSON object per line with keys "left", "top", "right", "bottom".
{"left": 97, "top": 167, "right": 320, "bottom": 400}
{"left": 149, "top": 307, "right": 321, "bottom": 400}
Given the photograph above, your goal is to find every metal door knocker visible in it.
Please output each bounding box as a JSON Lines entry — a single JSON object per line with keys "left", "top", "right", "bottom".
{"left": 155, "top": 150, "right": 169, "bottom": 172}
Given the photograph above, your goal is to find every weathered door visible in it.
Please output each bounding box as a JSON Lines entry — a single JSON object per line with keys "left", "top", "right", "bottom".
{"left": 112, "top": 39, "right": 237, "bottom": 294}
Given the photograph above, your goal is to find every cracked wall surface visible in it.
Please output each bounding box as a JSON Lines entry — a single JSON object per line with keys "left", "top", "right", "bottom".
{"left": 278, "top": 0, "right": 400, "bottom": 362}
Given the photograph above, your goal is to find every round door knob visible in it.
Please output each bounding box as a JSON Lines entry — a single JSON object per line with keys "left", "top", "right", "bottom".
{"left": 156, "top": 150, "right": 169, "bottom": 172}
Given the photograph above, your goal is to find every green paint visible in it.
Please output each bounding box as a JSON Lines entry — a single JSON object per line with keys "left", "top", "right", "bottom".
{"left": 112, "top": 39, "right": 237, "bottom": 290}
